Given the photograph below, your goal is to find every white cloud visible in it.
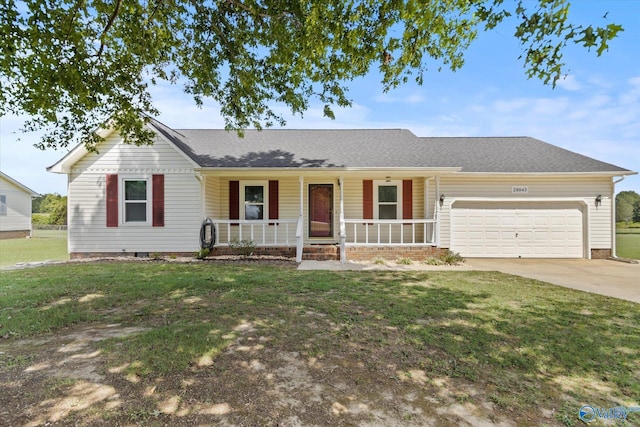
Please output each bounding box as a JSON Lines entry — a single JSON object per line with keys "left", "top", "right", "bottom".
{"left": 373, "top": 92, "right": 425, "bottom": 105}
{"left": 556, "top": 75, "right": 582, "bottom": 91}
{"left": 618, "top": 76, "right": 640, "bottom": 105}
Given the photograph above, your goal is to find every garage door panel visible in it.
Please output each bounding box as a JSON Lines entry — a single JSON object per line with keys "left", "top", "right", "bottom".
{"left": 500, "top": 217, "right": 517, "bottom": 227}
{"left": 451, "top": 202, "right": 584, "bottom": 258}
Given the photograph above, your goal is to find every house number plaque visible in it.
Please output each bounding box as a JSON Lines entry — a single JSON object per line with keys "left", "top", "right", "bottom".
{"left": 512, "top": 186, "right": 528, "bottom": 194}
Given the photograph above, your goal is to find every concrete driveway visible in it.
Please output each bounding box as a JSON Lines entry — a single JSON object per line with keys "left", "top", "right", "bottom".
{"left": 467, "top": 258, "right": 640, "bottom": 303}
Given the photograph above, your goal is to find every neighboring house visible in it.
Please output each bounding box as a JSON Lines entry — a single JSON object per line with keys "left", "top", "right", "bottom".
{"left": 0, "top": 171, "right": 40, "bottom": 239}
{"left": 47, "top": 118, "right": 637, "bottom": 261}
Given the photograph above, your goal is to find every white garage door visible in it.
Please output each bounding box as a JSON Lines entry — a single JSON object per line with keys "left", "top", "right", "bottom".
{"left": 451, "top": 202, "right": 584, "bottom": 258}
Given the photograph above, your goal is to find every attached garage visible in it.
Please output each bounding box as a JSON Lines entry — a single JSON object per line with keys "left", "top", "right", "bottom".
{"left": 450, "top": 201, "right": 585, "bottom": 258}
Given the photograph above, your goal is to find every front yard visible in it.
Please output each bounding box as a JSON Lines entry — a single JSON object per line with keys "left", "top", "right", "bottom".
{"left": 1, "top": 261, "right": 638, "bottom": 426}
{"left": 617, "top": 227, "right": 640, "bottom": 260}
{"left": 0, "top": 229, "right": 68, "bottom": 268}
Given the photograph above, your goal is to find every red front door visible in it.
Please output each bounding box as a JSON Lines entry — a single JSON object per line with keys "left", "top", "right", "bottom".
{"left": 309, "top": 184, "right": 333, "bottom": 238}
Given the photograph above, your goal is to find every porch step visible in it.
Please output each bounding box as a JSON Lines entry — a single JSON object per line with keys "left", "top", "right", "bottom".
{"left": 302, "top": 245, "right": 340, "bottom": 261}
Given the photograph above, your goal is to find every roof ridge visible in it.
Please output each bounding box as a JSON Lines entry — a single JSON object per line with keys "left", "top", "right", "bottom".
{"left": 176, "top": 128, "right": 409, "bottom": 131}
{"left": 418, "top": 136, "right": 532, "bottom": 139}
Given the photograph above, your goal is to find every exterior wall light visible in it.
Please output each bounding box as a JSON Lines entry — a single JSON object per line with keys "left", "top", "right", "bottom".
{"left": 595, "top": 195, "right": 602, "bottom": 207}
{"left": 439, "top": 194, "right": 445, "bottom": 207}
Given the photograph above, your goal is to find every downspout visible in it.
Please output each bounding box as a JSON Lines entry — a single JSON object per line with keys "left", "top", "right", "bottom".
{"left": 66, "top": 175, "right": 71, "bottom": 253}
{"left": 194, "top": 172, "right": 207, "bottom": 248}
{"left": 339, "top": 176, "right": 346, "bottom": 263}
{"left": 435, "top": 176, "right": 441, "bottom": 247}
{"left": 611, "top": 176, "right": 626, "bottom": 258}
{"left": 194, "top": 172, "right": 205, "bottom": 220}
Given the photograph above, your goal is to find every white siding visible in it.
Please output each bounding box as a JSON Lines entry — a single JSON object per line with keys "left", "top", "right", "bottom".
{"left": 73, "top": 132, "right": 195, "bottom": 171}
{"left": 439, "top": 176, "right": 613, "bottom": 254}
{"left": 0, "top": 176, "right": 33, "bottom": 232}
{"left": 204, "top": 177, "right": 221, "bottom": 219}
{"left": 341, "top": 177, "right": 427, "bottom": 244}
{"left": 68, "top": 134, "right": 201, "bottom": 253}
{"left": 209, "top": 177, "right": 301, "bottom": 245}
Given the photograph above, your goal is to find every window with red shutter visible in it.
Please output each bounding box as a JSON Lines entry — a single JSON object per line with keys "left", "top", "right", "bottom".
{"left": 229, "top": 181, "right": 240, "bottom": 220}
{"left": 268, "top": 180, "right": 279, "bottom": 220}
{"left": 152, "top": 174, "right": 164, "bottom": 227}
{"left": 106, "top": 174, "right": 118, "bottom": 227}
{"left": 363, "top": 180, "right": 373, "bottom": 220}
{"left": 402, "top": 179, "right": 413, "bottom": 220}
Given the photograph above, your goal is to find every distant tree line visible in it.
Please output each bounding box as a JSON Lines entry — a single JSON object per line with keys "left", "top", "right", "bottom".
{"left": 32, "top": 193, "right": 67, "bottom": 225}
{"left": 616, "top": 191, "right": 640, "bottom": 224}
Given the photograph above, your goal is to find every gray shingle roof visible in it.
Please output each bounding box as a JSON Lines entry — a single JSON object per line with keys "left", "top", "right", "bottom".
{"left": 148, "top": 118, "right": 631, "bottom": 173}
{"left": 416, "top": 137, "right": 631, "bottom": 173}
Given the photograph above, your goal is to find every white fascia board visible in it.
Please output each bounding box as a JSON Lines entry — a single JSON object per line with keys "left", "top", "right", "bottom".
{"left": 46, "top": 127, "right": 117, "bottom": 174}
{"left": 194, "top": 167, "right": 462, "bottom": 176}
{"left": 447, "top": 171, "right": 638, "bottom": 177}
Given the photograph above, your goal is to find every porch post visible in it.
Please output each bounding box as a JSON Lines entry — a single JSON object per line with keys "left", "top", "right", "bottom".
{"left": 339, "top": 176, "right": 346, "bottom": 263}
{"left": 296, "top": 176, "right": 304, "bottom": 263}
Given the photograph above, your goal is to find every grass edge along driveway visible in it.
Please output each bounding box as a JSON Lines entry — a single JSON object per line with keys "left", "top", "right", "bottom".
{"left": 0, "top": 262, "right": 638, "bottom": 426}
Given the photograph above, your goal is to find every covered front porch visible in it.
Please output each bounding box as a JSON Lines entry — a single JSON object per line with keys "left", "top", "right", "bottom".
{"left": 199, "top": 171, "right": 447, "bottom": 262}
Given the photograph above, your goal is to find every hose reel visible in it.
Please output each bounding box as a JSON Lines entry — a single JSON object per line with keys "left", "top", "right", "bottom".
{"left": 200, "top": 218, "right": 216, "bottom": 249}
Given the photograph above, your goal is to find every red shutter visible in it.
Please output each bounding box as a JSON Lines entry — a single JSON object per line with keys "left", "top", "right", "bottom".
{"left": 402, "top": 179, "right": 413, "bottom": 220}
{"left": 152, "top": 174, "right": 164, "bottom": 227}
{"left": 363, "top": 180, "right": 373, "bottom": 220}
{"left": 106, "top": 174, "right": 118, "bottom": 227}
{"left": 229, "top": 181, "right": 240, "bottom": 220}
{"left": 269, "top": 180, "right": 279, "bottom": 221}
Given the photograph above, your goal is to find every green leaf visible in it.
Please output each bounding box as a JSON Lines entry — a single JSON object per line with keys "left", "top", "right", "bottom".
{"left": 0, "top": 0, "right": 624, "bottom": 149}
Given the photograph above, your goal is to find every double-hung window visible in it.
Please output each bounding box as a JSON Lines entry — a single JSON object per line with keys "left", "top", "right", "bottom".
{"left": 374, "top": 181, "right": 402, "bottom": 220}
{"left": 0, "top": 195, "right": 6, "bottom": 216}
{"left": 242, "top": 181, "right": 267, "bottom": 220}
{"left": 123, "top": 179, "right": 149, "bottom": 223}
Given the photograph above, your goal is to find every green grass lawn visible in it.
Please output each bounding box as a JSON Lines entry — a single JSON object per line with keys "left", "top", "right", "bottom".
{"left": 0, "top": 229, "right": 68, "bottom": 268}
{"left": 617, "top": 228, "right": 640, "bottom": 260}
{"left": 0, "top": 262, "right": 638, "bottom": 426}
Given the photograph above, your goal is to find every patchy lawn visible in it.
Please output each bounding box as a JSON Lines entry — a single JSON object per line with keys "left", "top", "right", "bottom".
{"left": 1, "top": 261, "right": 638, "bottom": 426}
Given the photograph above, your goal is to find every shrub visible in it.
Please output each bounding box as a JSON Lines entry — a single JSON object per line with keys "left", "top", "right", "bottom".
{"left": 425, "top": 257, "right": 444, "bottom": 266}
{"left": 31, "top": 213, "right": 50, "bottom": 225}
{"left": 229, "top": 239, "right": 256, "bottom": 257}
{"left": 440, "top": 250, "right": 465, "bottom": 265}
{"left": 396, "top": 257, "right": 413, "bottom": 265}
{"left": 195, "top": 248, "right": 210, "bottom": 259}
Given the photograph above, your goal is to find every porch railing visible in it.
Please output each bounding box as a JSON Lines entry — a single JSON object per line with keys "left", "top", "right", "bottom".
{"left": 212, "top": 219, "right": 298, "bottom": 246}
{"left": 342, "top": 219, "right": 437, "bottom": 246}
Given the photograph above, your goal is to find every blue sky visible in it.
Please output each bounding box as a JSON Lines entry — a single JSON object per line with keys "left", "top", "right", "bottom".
{"left": 1, "top": 0, "right": 638, "bottom": 195}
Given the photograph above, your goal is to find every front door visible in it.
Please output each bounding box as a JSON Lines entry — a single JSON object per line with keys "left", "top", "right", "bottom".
{"left": 309, "top": 184, "right": 333, "bottom": 238}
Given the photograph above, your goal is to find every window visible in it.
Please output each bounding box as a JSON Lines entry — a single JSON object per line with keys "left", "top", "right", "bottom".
{"left": 374, "top": 181, "right": 402, "bottom": 220}
{"left": 242, "top": 181, "right": 267, "bottom": 220}
{"left": 0, "top": 195, "right": 6, "bottom": 216}
{"left": 106, "top": 174, "right": 163, "bottom": 227}
{"left": 123, "top": 179, "right": 148, "bottom": 223}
